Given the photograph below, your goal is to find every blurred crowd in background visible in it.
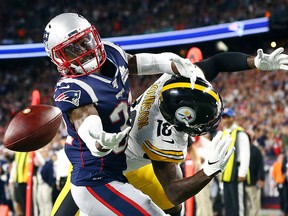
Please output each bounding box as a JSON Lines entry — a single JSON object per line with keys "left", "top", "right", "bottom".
{"left": 1, "top": 0, "right": 288, "bottom": 215}
{"left": 1, "top": 0, "right": 287, "bottom": 44}
{"left": 1, "top": 57, "right": 288, "bottom": 162}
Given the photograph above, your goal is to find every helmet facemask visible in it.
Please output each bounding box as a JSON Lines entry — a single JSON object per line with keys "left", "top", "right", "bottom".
{"left": 51, "top": 26, "right": 106, "bottom": 78}
{"left": 176, "top": 112, "right": 222, "bottom": 136}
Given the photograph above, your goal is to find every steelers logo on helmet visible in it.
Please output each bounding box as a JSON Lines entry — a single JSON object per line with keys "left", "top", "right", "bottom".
{"left": 159, "top": 75, "right": 223, "bottom": 136}
{"left": 175, "top": 106, "right": 196, "bottom": 125}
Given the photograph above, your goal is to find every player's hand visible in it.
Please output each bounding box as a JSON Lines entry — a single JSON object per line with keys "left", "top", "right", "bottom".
{"left": 203, "top": 131, "right": 235, "bottom": 177}
{"left": 172, "top": 58, "right": 197, "bottom": 89}
{"left": 89, "top": 126, "right": 131, "bottom": 149}
{"left": 254, "top": 47, "right": 288, "bottom": 71}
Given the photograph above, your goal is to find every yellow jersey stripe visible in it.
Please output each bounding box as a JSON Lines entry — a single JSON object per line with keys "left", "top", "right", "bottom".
{"left": 142, "top": 140, "right": 184, "bottom": 163}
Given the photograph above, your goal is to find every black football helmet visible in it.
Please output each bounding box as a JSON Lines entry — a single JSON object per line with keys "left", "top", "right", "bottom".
{"left": 159, "top": 76, "right": 223, "bottom": 136}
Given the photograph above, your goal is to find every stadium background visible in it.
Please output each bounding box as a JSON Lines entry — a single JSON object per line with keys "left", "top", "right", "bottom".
{"left": 1, "top": 0, "right": 288, "bottom": 215}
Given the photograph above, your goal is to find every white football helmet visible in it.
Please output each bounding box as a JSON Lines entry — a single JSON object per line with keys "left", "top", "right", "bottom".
{"left": 43, "top": 13, "right": 106, "bottom": 77}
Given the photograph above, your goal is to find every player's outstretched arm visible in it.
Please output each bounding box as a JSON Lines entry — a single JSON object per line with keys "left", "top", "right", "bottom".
{"left": 152, "top": 160, "right": 212, "bottom": 205}
{"left": 195, "top": 47, "right": 288, "bottom": 81}
{"left": 151, "top": 131, "right": 234, "bottom": 205}
{"left": 127, "top": 53, "right": 197, "bottom": 89}
{"left": 70, "top": 104, "right": 130, "bottom": 157}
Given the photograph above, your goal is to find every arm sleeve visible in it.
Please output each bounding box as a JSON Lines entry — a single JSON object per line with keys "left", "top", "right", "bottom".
{"left": 237, "top": 131, "right": 251, "bottom": 178}
{"left": 135, "top": 52, "right": 178, "bottom": 75}
{"left": 78, "top": 115, "right": 112, "bottom": 157}
{"left": 195, "top": 52, "right": 251, "bottom": 81}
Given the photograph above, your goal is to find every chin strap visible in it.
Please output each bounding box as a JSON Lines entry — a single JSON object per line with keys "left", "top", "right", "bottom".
{"left": 74, "top": 57, "right": 98, "bottom": 74}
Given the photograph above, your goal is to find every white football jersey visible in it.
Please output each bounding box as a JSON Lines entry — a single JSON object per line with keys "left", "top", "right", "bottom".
{"left": 125, "top": 73, "right": 191, "bottom": 173}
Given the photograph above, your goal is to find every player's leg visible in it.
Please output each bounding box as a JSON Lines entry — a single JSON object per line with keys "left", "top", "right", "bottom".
{"left": 71, "top": 181, "right": 167, "bottom": 216}
{"left": 51, "top": 164, "right": 79, "bottom": 216}
{"left": 125, "top": 164, "right": 183, "bottom": 216}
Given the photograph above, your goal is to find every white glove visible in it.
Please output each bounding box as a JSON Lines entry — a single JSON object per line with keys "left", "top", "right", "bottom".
{"left": 254, "top": 47, "right": 288, "bottom": 71}
{"left": 172, "top": 57, "right": 197, "bottom": 89}
{"left": 203, "top": 131, "right": 235, "bottom": 176}
{"left": 89, "top": 127, "right": 131, "bottom": 149}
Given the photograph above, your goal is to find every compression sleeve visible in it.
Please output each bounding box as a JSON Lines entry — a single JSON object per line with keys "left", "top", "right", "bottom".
{"left": 195, "top": 52, "right": 251, "bottom": 81}
{"left": 78, "top": 115, "right": 112, "bottom": 157}
{"left": 135, "top": 52, "right": 180, "bottom": 75}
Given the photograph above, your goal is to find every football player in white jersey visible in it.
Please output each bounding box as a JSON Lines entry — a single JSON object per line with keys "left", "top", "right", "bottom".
{"left": 125, "top": 74, "right": 226, "bottom": 215}
{"left": 124, "top": 47, "right": 288, "bottom": 215}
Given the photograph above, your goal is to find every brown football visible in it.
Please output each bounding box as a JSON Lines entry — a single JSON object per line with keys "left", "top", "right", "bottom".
{"left": 3, "top": 104, "right": 62, "bottom": 152}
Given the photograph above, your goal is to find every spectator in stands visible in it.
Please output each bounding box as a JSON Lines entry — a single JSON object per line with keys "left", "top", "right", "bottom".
{"left": 221, "top": 108, "right": 251, "bottom": 216}
{"left": 34, "top": 146, "right": 55, "bottom": 216}
{"left": 54, "top": 135, "right": 70, "bottom": 192}
{"left": 1, "top": 0, "right": 288, "bottom": 44}
{"left": 0, "top": 149, "right": 14, "bottom": 215}
{"left": 281, "top": 125, "right": 288, "bottom": 154}
{"left": 271, "top": 152, "right": 288, "bottom": 215}
{"left": 0, "top": 159, "right": 8, "bottom": 205}
{"left": 10, "top": 152, "right": 32, "bottom": 216}
{"left": 245, "top": 130, "right": 265, "bottom": 216}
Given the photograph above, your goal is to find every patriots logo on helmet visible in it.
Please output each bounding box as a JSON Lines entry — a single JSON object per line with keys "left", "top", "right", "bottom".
{"left": 43, "top": 30, "right": 50, "bottom": 43}
{"left": 55, "top": 90, "right": 81, "bottom": 106}
{"left": 175, "top": 107, "right": 196, "bottom": 124}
